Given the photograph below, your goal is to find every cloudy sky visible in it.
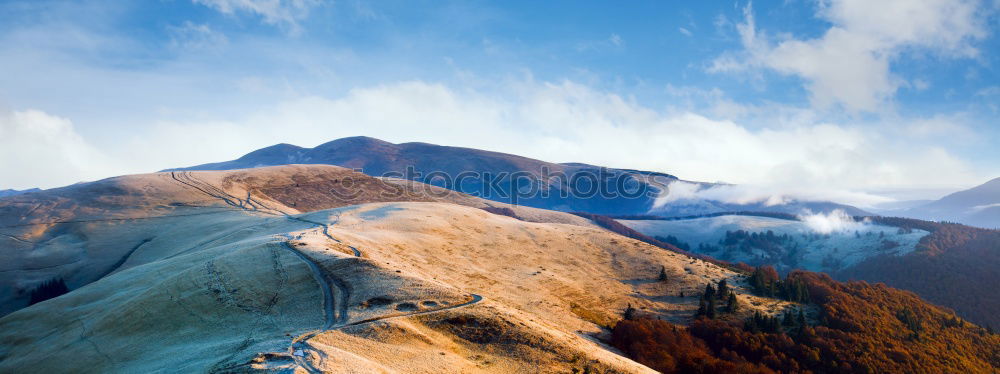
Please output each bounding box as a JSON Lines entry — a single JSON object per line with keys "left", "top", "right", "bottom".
{"left": 1, "top": 0, "right": 998, "bottom": 206}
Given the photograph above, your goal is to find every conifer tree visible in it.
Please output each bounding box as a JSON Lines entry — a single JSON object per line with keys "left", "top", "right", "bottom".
{"left": 749, "top": 267, "right": 768, "bottom": 294}
{"left": 744, "top": 312, "right": 761, "bottom": 333}
{"left": 28, "top": 278, "right": 69, "bottom": 305}
{"left": 623, "top": 304, "right": 636, "bottom": 321}
{"left": 725, "top": 292, "right": 739, "bottom": 313}
{"left": 707, "top": 297, "right": 717, "bottom": 319}
{"left": 782, "top": 311, "right": 795, "bottom": 326}
{"left": 717, "top": 279, "right": 729, "bottom": 299}
{"left": 658, "top": 266, "right": 667, "bottom": 282}
{"left": 766, "top": 315, "right": 780, "bottom": 333}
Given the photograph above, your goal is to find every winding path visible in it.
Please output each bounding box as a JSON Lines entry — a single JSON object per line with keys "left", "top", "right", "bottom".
{"left": 279, "top": 242, "right": 339, "bottom": 330}
{"left": 171, "top": 171, "right": 484, "bottom": 373}
{"left": 286, "top": 293, "right": 484, "bottom": 374}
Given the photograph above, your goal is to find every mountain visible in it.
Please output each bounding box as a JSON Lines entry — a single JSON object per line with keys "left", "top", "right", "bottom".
{"left": 1, "top": 165, "right": 995, "bottom": 372}
{"left": 0, "top": 165, "right": 580, "bottom": 316}
{"left": 171, "top": 136, "right": 868, "bottom": 217}
{"left": 896, "top": 178, "right": 1000, "bottom": 229}
{"left": 0, "top": 165, "right": 776, "bottom": 372}
{"left": 0, "top": 188, "right": 40, "bottom": 198}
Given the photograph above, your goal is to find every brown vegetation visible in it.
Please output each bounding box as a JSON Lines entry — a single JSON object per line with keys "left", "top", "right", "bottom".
{"left": 479, "top": 206, "right": 523, "bottom": 221}
{"left": 612, "top": 270, "right": 1000, "bottom": 373}
{"left": 840, "top": 217, "right": 1000, "bottom": 328}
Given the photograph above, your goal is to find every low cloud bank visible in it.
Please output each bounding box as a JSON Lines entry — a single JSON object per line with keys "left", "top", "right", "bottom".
{"left": 798, "top": 209, "right": 870, "bottom": 234}
{"left": 651, "top": 181, "right": 893, "bottom": 211}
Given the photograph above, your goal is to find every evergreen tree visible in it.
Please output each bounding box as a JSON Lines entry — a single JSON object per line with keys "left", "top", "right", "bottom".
{"left": 697, "top": 299, "right": 708, "bottom": 318}
{"left": 703, "top": 284, "right": 716, "bottom": 300}
{"left": 717, "top": 279, "right": 729, "bottom": 299}
{"left": 658, "top": 266, "right": 668, "bottom": 282}
{"left": 782, "top": 311, "right": 795, "bottom": 326}
{"left": 707, "top": 297, "right": 717, "bottom": 319}
{"left": 28, "top": 278, "right": 69, "bottom": 305}
{"left": 623, "top": 304, "right": 637, "bottom": 321}
{"left": 766, "top": 315, "right": 780, "bottom": 333}
{"left": 725, "top": 291, "right": 739, "bottom": 313}
{"left": 749, "top": 267, "right": 768, "bottom": 294}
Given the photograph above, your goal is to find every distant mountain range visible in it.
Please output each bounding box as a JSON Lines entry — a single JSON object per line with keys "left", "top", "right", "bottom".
{"left": 170, "top": 136, "right": 868, "bottom": 217}
{"left": 880, "top": 178, "right": 1000, "bottom": 229}
{"left": 0, "top": 188, "right": 39, "bottom": 198}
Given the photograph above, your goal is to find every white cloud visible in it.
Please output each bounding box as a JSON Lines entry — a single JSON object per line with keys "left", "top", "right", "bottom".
{"left": 609, "top": 34, "right": 623, "bottom": 46}
{"left": 711, "top": 0, "right": 992, "bottom": 113}
{"left": 905, "top": 114, "right": 976, "bottom": 141}
{"left": 651, "top": 181, "right": 703, "bottom": 207}
{"left": 652, "top": 181, "right": 895, "bottom": 210}
{"left": 117, "top": 80, "right": 982, "bottom": 192}
{"left": 192, "top": 0, "right": 325, "bottom": 34}
{"left": 0, "top": 108, "right": 116, "bottom": 189}
{"left": 971, "top": 203, "right": 1000, "bottom": 212}
{"left": 168, "top": 22, "right": 228, "bottom": 50}
{"left": 576, "top": 34, "right": 625, "bottom": 52}
{"left": 798, "top": 209, "right": 869, "bottom": 234}
{"left": 679, "top": 27, "right": 693, "bottom": 37}
{"left": 1, "top": 79, "right": 987, "bottom": 195}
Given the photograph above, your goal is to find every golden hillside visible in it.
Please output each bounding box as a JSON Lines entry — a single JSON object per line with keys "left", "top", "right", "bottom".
{"left": 0, "top": 165, "right": 793, "bottom": 373}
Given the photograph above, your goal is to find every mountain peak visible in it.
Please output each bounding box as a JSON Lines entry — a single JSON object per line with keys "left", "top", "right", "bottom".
{"left": 314, "top": 136, "right": 395, "bottom": 150}
{"left": 238, "top": 143, "right": 305, "bottom": 159}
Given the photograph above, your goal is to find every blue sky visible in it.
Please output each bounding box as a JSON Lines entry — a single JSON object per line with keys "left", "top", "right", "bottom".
{"left": 1, "top": 0, "right": 998, "bottom": 206}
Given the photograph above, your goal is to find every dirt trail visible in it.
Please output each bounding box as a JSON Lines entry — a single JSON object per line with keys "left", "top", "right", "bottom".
{"left": 285, "top": 293, "right": 485, "bottom": 374}
{"left": 171, "top": 172, "right": 484, "bottom": 373}
{"left": 279, "top": 242, "right": 339, "bottom": 330}
{"left": 170, "top": 172, "right": 242, "bottom": 209}
{"left": 340, "top": 294, "right": 484, "bottom": 328}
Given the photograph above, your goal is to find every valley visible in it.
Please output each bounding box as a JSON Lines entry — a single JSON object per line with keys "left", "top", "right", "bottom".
{"left": 619, "top": 214, "right": 927, "bottom": 274}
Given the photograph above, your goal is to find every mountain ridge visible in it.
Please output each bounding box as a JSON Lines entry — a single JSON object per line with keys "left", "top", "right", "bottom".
{"left": 894, "top": 177, "right": 1000, "bottom": 229}
{"left": 168, "top": 136, "right": 868, "bottom": 217}
{"left": 0, "top": 188, "right": 40, "bottom": 198}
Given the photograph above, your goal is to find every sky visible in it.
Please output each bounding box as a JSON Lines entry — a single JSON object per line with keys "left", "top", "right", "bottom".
{"left": 1, "top": 0, "right": 998, "bottom": 207}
